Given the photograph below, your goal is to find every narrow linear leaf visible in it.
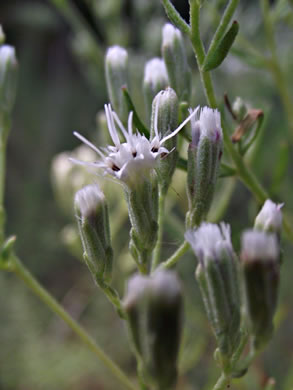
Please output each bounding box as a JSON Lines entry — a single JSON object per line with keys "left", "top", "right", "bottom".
{"left": 161, "top": 0, "right": 190, "bottom": 34}
{"left": 203, "top": 21, "right": 239, "bottom": 72}
{"left": 177, "top": 157, "right": 187, "bottom": 171}
{"left": 219, "top": 163, "right": 236, "bottom": 178}
{"left": 122, "top": 87, "right": 150, "bottom": 137}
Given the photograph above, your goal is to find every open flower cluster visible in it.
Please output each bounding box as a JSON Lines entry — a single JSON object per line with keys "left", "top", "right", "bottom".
{"left": 72, "top": 103, "right": 197, "bottom": 186}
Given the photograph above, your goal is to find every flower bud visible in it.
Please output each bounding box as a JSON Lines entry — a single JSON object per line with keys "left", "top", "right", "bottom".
{"left": 0, "top": 45, "right": 18, "bottom": 114}
{"left": 185, "top": 223, "right": 241, "bottom": 358}
{"left": 232, "top": 96, "right": 248, "bottom": 121}
{"left": 105, "top": 45, "right": 129, "bottom": 121}
{"left": 241, "top": 230, "right": 280, "bottom": 349}
{"left": 124, "top": 270, "right": 183, "bottom": 389}
{"left": 186, "top": 107, "right": 223, "bottom": 228}
{"left": 0, "top": 25, "right": 5, "bottom": 45}
{"left": 126, "top": 177, "right": 158, "bottom": 267}
{"left": 162, "top": 23, "right": 191, "bottom": 101}
{"left": 254, "top": 199, "right": 283, "bottom": 234}
{"left": 74, "top": 184, "right": 113, "bottom": 283}
{"left": 143, "top": 58, "right": 169, "bottom": 121}
{"left": 150, "top": 88, "right": 179, "bottom": 194}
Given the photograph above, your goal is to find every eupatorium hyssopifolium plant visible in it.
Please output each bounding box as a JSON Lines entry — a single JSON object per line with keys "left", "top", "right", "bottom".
{"left": 0, "top": 1, "right": 292, "bottom": 390}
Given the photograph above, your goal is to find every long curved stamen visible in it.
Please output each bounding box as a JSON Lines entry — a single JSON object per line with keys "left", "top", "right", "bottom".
{"left": 104, "top": 104, "right": 121, "bottom": 147}
{"left": 154, "top": 91, "right": 162, "bottom": 139}
{"left": 112, "top": 110, "right": 130, "bottom": 142}
{"left": 160, "top": 106, "right": 200, "bottom": 144}
{"left": 69, "top": 157, "right": 100, "bottom": 167}
{"left": 128, "top": 111, "right": 134, "bottom": 136}
{"left": 73, "top": 132, "right": 105, "bottom": 158}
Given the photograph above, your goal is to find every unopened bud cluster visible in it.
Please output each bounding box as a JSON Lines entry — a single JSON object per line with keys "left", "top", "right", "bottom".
{"left": 186, "top": 198, "right": 283, "bottom": 365}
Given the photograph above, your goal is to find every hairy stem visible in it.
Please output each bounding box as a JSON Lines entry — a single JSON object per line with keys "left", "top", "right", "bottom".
{"left": 261, "top": 0, "right": 293, "bottom": 138}
{"left": 161, "top": 240, "right": 190, "bottom": 269}
{"left": 151, "top": 190, "right": 166, "bottom": 271}
{"left": 10, "top": 255, "right": 137, "bottom": 390}
{"left": 212, "top": 373, "right": 230, "bottom": 390}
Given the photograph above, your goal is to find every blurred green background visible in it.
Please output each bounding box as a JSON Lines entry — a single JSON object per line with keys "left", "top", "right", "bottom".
{"left": 0, "top": 0, "right": 293, "bottom": 389}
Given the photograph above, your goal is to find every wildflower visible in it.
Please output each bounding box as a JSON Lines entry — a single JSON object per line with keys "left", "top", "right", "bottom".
{"left": 75, "top": 184, "right": 113, "bottom": 283}
{"left": 72, "top": 103, "right": 197, "bottom": 267}
{"left": 186, "top": 106, "right": 223, "bottom": 227}
{"left": 161, "top": 23, "right": 191, "bottom": 101}
{"left": 72, "top": 103, "right": 197, "bottom": 189}
{"left": 124, "top": 270, "right": 182, "bottom": 389}
{"left": 0, "top": 44, "right": 18, "bottom": 114}
{"left": 241, "top": 230, "right": 280, "bottom": 348}
{"left": 150, "top": 88, "right": 179, "bottom": 194}
{"left": 105, "top": 45, "right": 129, "bottom": 121}
{"left": 186, "top": 222, "right": 241, "bottom": 358}
{"left": 143, "top": 58, "right": 169, "bottom": 120}
{"left": 254, "top": 199, "right": 283, "bottom": 234}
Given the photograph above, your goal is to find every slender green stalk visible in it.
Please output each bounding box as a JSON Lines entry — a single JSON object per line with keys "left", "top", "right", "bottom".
{"left": 188, "top": 1, "right": 217, "bottom": 108}
{"left": 10, "top": 255, "right": 137, "bottom": 390}
{"left": 151, "top": 191, "right": 166, "bottom": 271}
{"left": 0, "top": 112, "right": 11, "bottom": 245}
{"left": 261, "top": 0, "right": 293, "bottom": 138}
{"left": 95, "top": 278, "right": 126, "bottom": 319}
{"left": 212, "top": 373, "right": 230, "bottom": 390}
{"left": 161, "top": 240, "right": 190, "bottom": 269}
{"left": 186, "top": 0, "right": 293, "bottom": 243}
{"left": 206, "top": 0, "right": 239, "bottom": 61}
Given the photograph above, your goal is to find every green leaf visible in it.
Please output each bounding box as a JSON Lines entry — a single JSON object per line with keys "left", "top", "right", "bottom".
{"left": 122, "top": 87, "right": 150, "bottom": 137}
{"left": 203, "top": 21, "right": 239, "bottom": 72}
{"left": 161, "top": 0, "right": 190, "bottom": 34}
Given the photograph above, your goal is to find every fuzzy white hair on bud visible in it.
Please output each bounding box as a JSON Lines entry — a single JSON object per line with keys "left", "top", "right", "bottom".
{"left": 241, "top": 230, "right": 279, "bottom": 262}
{"left": 162, "top": 23, "right": 182, "bottom": 46}
{"left": 105, "top": 45, "right": 128, "bottom": 67}
{"left": 75, "top": 184, "right": 105, "bottom": 218}
{"left": 144, "top": 58, "right": 169, "bottom": 85}
{"left": 185, "top": 222, "right": 232, "bottom": 263}
{"left": 0, "top": 45, "right": 16, "bottom": 67}
{"left": 199, "top": 107, "right": 222, "bottom": 141}
{"left": 255, "top": 199, "right": 284, "bottom": 232}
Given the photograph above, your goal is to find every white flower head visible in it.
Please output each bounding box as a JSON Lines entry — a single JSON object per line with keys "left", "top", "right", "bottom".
{"left": 185, "top": 222, "right": 232, "bottom": 264}
{"left": 189, "top": 106, "right": 222, "bottom": 145}
{"left": 74, "top": 184, "right": 105, "bottom": 218}
{"left": 105, "top": 45, "right": 128, "bottom": 68}
{"left": 71, "top": 103, "right": 198, "bottom": 187}
{"left": 255, "top": 199, "right": 284, "bottom": 232}
{"left": 241, "top": 230, "right": 279, "bottom": 262}
{"left": 144, "top": 58, "right": 169, "bottom": 86}
{"left": 162, "top": 23, "right": 182, "bottom": 47}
